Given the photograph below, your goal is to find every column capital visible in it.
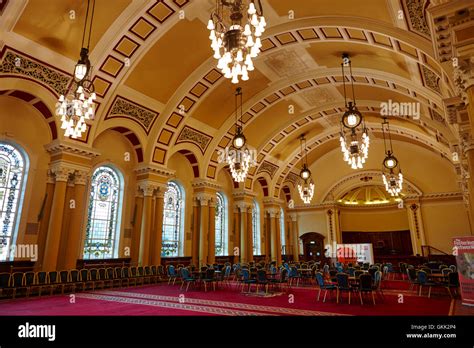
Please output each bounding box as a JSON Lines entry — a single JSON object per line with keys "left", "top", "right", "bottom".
{"left": 235, "top": 201, "right": 252, "bottom": 211}
{"left": 289, "top": 213, "right": 298, "bottom": 222}
{"left": 46, "top": 169, "right": 55, "bottom": 184}
{"left": 138, "top": 181, "right": 160, "bottom": 197}
{"left": 73, "top": 169, "right": 89, "bottom": 185}
{"left": 50, "top": 164, "right": 74, "bottom": 182}
{"left": 264, "top": 207, "right": 279, "bottom": 218}
{"left": 195, "top": 192, "right": 214, "bottom": 206}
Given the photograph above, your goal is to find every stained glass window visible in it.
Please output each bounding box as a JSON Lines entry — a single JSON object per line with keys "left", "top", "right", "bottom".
{"left": 0, "top": 143, "right": 27, "bottom": 262}
{"left": 84, "top": 166, "right": 122, "bottom": 259}
{"left": 215, "top": 192, "right": 228, "bottom": 256}
{"left": 280, "top": 208, "right": 285, "bottom": 254}
{"left": 252, "top": 200, "right": 260, "bottom": 255}
{"left": 162, "top": 181, "right": 184, "bottom": 257}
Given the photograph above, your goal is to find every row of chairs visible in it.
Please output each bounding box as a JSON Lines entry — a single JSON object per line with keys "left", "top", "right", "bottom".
{"left": 0, "top": 265, "right": 166, "bottom": 299}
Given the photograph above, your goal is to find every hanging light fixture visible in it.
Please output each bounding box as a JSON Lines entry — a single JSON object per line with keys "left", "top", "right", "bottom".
{"left": 57, "top": 0, "right": 97, "bottom": 139}
{"left": 297, "top": 135, "right": 314, "bottom": 204}
{"left": 207, "top": 0, "right": 266, "bottom": 84}
{"left": 381, "top": 118, "right": 403, "bottom": 196}
{"left": 339, "top": 53, "right": 370, "bottom": 169}
{"left": 228, "top": 87, "right": 252, "bottom": 182}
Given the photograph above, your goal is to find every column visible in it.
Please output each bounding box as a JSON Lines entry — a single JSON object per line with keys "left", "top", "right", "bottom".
{"left": 42, "top": 166, "right": 71, "bottom": 271}
{"left": 290, "top": 214, "right": 299, "bottom": 262}
{"left": 36, "top": 171, "right": 55, "bottom": 270}
{"left": 199, "top": 196, "right": 210, "bottom": 266}
{"left": 239, "top": 204, "right": 248, "bottom": 263}
{"left": 246, "top": 207, "right": 253, "bottom": 262}
{"left": 264, "top": 214, "right": 271, "bottom": 261}
{"left": 192, "top": 198, "right": 200, "bottom": 266}
{"left": 407, "top": 201, "right": 426, "bottom": 256}
{"left": 131, "top": 192, "right": 144, "bottom": 264}
{"left": 151, "top": 189, "right": 165, "bottom": 266}
{"left": 208, "top": 200, "right": 216, "bottom": 264}
{"left": 233, "top": 206, "right": 240, "bottom": 264}
{"left": 138, "top": 183, "right": 156, "bottom": 266}
{"left": 62, "top": 170, "right": 88, "bottom": 270}
{"left": 275, "top": 212, "right": 282, "bottom": 265}
{"left": 269, "top": 210, "right": 278, "bottom": 262}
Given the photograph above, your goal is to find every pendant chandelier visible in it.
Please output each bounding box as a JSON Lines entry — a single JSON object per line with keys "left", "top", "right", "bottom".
{"left": 207, "top": 0, "right": 266, "bottom": 84}
{"left": 381, "top": 118, "right": 403, "bottom": 196}
{"left": 57, "top": 0, "right": 97, "bottom": 139}
{"left": 228, "top": 87, "right": 252, "bottom": 182}
{"left": 297, "top": 135, "right": 314, "bottom": 204}
{"left": 339, "top": 53, "right": 369, "bottom": 169}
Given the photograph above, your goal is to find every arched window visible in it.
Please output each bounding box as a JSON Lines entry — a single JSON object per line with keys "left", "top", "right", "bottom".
{"left": 0, "top": 143, "right": 28, "bottom": 261}
{"left": 280, "top": 208, "right": 285, "bottom": 254}
{"left": 215, "top": 192, "right": 228, "bottom": 256}
{"left": 84, "top": 166, "right": 123, "bottom": 259}
{"left": 162, "top": 181, "right": 184, "bottom": 257}
{"left": 252, "top": 200, "right": 261, "bottom": 255}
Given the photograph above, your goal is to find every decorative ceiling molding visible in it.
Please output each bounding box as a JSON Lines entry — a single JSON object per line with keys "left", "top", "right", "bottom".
{"left": 0, "top": 47, "right": 71, "bottom": 96}
{"left": 256, "top": 160, "right": 279, "bottom": 179}
{"left": 402, "top": 0, "right": 432, "bottom": 39}
{"left": 175, "top": 126, "right": 212, "bottom": 155}
{"left": 106, "top": 95, "right": 159, "bottom": 134}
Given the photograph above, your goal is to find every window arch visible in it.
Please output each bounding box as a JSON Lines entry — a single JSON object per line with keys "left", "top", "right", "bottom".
{"left": 84, "top": 166, "right": 123, "bottom": 259}
{"left": 0, "top": 143, "right": 28, "bottom": 262}
{"left": 252, "top": 200, "right": 261, "bottom": 255}
{"left": 162, "top": 181, "right": 184, "bottom": 257}
{"left": 280, "top": 208, "right": 285, "bottom": 254}
{"left": 215, "top": 192, "right": 228, "bottom": 256}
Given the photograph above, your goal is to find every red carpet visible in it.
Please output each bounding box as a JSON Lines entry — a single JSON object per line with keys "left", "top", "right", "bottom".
{"left": 0, "top": 280, "right": 453, "bottom": 316}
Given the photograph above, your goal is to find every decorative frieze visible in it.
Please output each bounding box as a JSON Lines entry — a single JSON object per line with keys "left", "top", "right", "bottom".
{"left": 107, "top": 96, "right": 158, "bottom": 133}
{"left": 176, "top": 126, "right": 212, "bottom": 154}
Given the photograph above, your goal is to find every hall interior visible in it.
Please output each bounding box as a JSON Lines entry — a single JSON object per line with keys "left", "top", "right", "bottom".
{"left": 0, "top": 0, "right": 473, "bottom": 316}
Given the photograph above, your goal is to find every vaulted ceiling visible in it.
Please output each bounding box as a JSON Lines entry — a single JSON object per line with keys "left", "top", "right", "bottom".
{"left": 0, "top": 0, "right": 468, "bottom": 200}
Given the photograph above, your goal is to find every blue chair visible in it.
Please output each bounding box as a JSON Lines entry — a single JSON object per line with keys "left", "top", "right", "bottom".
{"left": 315, "top": 272, "right": 336, "bottom": 302}
{"left": 335, "top": 273, "right": 352, "bottom": 304}
{"left": 240, "top": 269, "right": 256, "bottom": 293}
{"left": 179, "top": 268, "right": 196, "bottom": 291}
{"left": 358, "top": 273, "right": 375, "bottom": 305}
{"left": 167, "top": 265, "right": 178, "bottom": 285}
{"left": 347, "top": 267, "right": 355, "bottom": 277}
{"left": 288, "top": 266, "right": 301, "bottom": 287}
{"left": 256, "top": 269, "right": 270, "bottom": 294}
{"left": 417, "top": 270, "right": 437, "bottom": 298}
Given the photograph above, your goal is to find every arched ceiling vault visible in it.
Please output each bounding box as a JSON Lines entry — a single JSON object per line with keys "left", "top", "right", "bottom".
{"left": 2, "top": 0, "right": 467, "bottom": 197}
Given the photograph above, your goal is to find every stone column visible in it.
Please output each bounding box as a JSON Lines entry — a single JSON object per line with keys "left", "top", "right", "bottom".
{"left": 290, "top": 214, "right": 299, "bottom": 262}
{"left": 239, "top": 204, "right": 248, "bottom": 263}
{"left": 233, "top": 206, "right": 240, "bottom": 264}
{"left": 199, "top": 196, "right": 210, "bottom": 266}
{"left": 264, "top": 214, "right": 271, "bottom": 261}
{"left": 246, "top": 206, "right": 254, "bottom": 262}
{"left": 42, "top": 166, "right": 71, "bottom": 271}
{"left": 407, "top": 201, "right": 426, "bottom": 256}
{"left": 275, "top": 211, "right": 282, "bottom": 265}
{"left": 131, "top": 192, "right": 144, "bottom": 264}
{"left": 269, "top": 210, "right": 278, "bottom": 262}
{"left": 63, "top": 170, "right": 89, "bottom": 270}
{"left": 138, "top": 183, "right": 156, "bottom": 266}
{"left": 151, "top": 188, "right": 165, "bottom": 266}
{"left": 192, "top": 198, "right": 200, "bottom": 266}
{"left": 208, "top": 200, "right": 216, "bottom": 264}
{"left": 36, "top": 171, "right": 55, "bottom": 270}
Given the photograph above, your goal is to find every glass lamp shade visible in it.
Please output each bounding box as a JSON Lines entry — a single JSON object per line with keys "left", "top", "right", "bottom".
{"left": 300, "top": 165, "right": 311, "bottom": 180}
{"left": 74, "top": 62, "right": 88, "bottom": 81}
{"left": 342, "top": 103, "right": 362, "bottom": 129}
{"left": 383, "top": 155, "right": 398, "bottom": 169}
{"left": 232, "top": 127, "right": 246, "bottom": 149}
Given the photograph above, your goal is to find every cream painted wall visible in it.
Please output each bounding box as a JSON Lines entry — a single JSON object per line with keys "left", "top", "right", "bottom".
{"left": 421, "top": 201, "right": 471, "bottom": 254}
{"left": 0, "top": 96, "right": 51, "bottom": 251}
{"left": 88, "top": 129, "right": 139, "bottom": 258}
{"left": 167, "top": 152, "right": 196, "bottom": 257}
